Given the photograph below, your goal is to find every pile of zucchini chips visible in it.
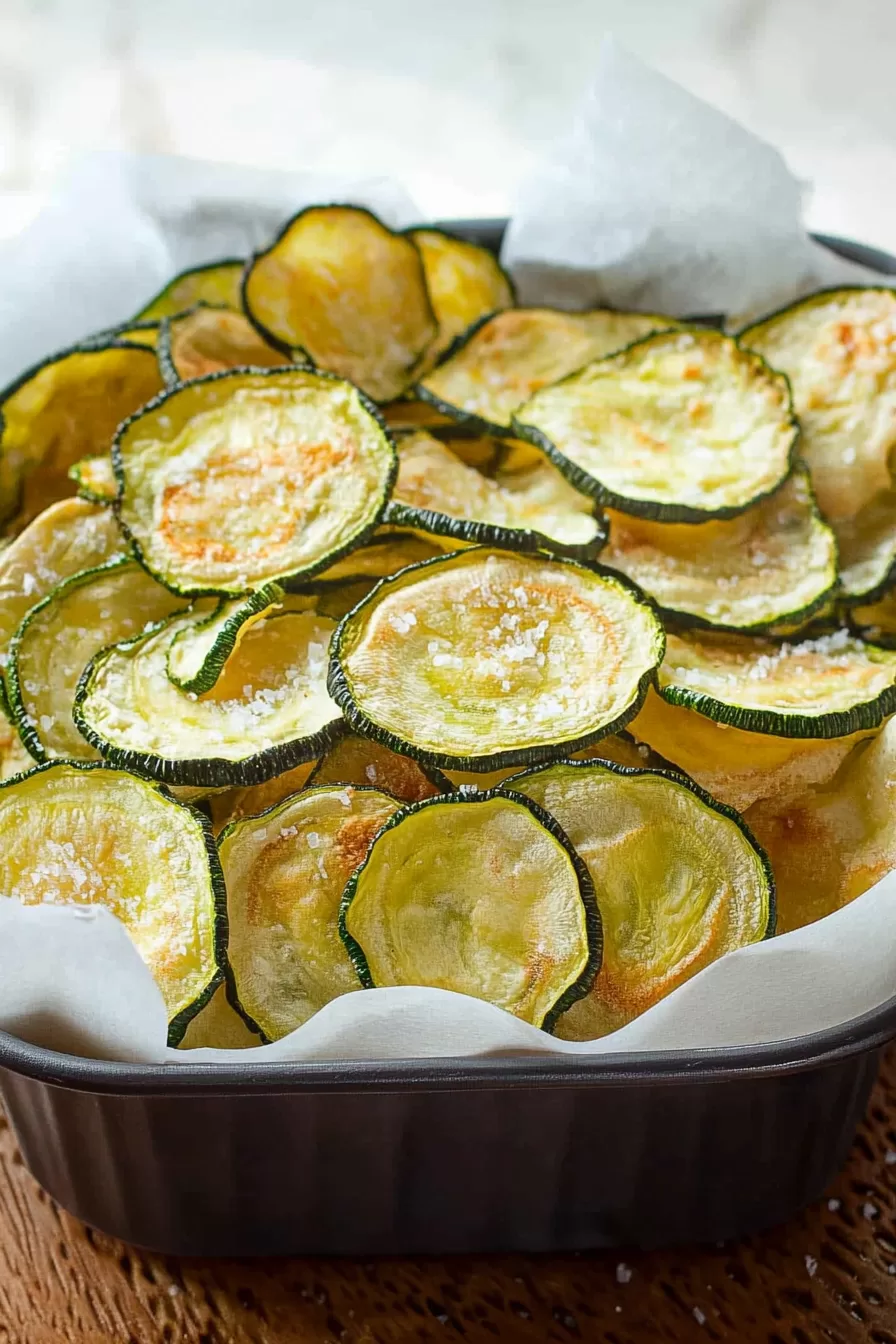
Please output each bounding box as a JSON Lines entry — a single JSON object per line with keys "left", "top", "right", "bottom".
{"left": 0, "top": 204, "right": 894, "bottom": 1050}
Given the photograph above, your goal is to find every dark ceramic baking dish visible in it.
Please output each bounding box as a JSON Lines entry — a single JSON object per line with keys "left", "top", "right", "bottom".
{"left": 0, "top": 224, "right": 894, "bottom": 1257}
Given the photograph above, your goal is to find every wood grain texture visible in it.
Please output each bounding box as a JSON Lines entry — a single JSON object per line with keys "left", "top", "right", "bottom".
{"left": 1, "top": 1050, "right": 895, "bottom": 1344}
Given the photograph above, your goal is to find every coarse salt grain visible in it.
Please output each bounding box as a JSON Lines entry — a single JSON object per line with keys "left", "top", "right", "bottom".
{"left": 615, "top": 1263, "right": 632, "bottom": 1284}
{"left": 805, "top": 1255, "right": 817, "bottom": 1277}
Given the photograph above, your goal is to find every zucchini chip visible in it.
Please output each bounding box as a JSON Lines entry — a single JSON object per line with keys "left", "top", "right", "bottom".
{"left": 513, "top": 329, "right": 798, "bottom": 522}
{"left": 745, "top": 721, "right": 896, "bottom": 934}
{"left": 68, "top": 454, "right": 118, "bottom": 504}
{"left": 832, "top": 488, "right": 896, "bottom": 603}
{"left": 0, "top": 760, "right": 226, "bottom": 1043}
{"left": 740, "top": 288, "right": 896, "bottom": 522}
{"left": 0, "top": 708, "right": 32, "bottom": 780}
{"left": 178, "top": 983, "right": 260, "bottom": 1049}
{"left": 632, "top": 686, "right": 874, "bottom": 811}
{"left": 308, "top": 731, "right": 450, "bottom": 801}
{"left": 329, "top": 548, "right": 665, "bottom": 772}
{"left": 74, "top": 607, "right": 342, "bottom": 788}
{"left": 657, "top": 628, "right": 896, "bottom": 738}
{"left": 134, "top": 258, "right": 244, "bottom": 321}
{"left": 407, "top": 227, "right": 514, "bottom": 365}
{"left": 243, "top": 205, "right": 437, "bottom": 401}
{"left": 113, "top": 321, "right": 161, "bottom": 350}
{"left": 8, "top": 557, "right": 187, "bottom": 762}
{"left": 114, "top": 368, "right": 397, "bottom": 596}
{"left": 220, "top": 784, "right": 400, "bottom": 1040}
{"left": 166, "top": 582, "right": 284, "bottom": 694}
{"left": 849, "top": 590, "right": 896, "bottom": 648}
{"left": 158, "top": 304, "right": 289, "bottom": 386}
{"left": 601, "top": 468, "right": 837, "bottom": 630}
{"left": 339, "top": 791, "right": 601, "bottom": 1030}
{"left": 209, "top": 759, "right": 320, "bottom": 833}
{"left": 304, "top": 530, "right": 444, "bottom": 587}
{"left": 417, "top": 306, "right": 677, "bottom": 434}
{"left": 0, "top": 498, "right": 126, "bottom": 673}
{"left": 502, "top": 760, "right": 773, "bottom": 1038}
{"left": 441, "top": 733, "right": 653, "bottom": 791}
{"left": 384, "top": 429, "right": 606, "bottom": 559}
{"left": 382, "top": 399, "right": 456, "bottom": 433}
{"left": 0, "top": 338, "right": 163, "bottom": 532}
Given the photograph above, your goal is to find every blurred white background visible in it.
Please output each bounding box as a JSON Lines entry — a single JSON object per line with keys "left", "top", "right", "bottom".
{"left": 0, "top": 0, "right": 893, "bottom": 249}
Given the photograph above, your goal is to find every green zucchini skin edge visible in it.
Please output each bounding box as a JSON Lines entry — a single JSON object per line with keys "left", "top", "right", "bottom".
{"left": 240, "top": 203, "right": 437, "bottom": 387}
{"left": 71, "top": 610, "right": 347, "bottom": 788}
{"left": 305, "top": 744, "right": 454, "bottom": 797}
{"left": 67, "top": 458, "right": 117, "bottom": 506}
{"left": 842, "top": 558, "right": 896, "bottom": 609}
{"left": 658, "top": 650, "right": 896, "bottom": 740}
{"left": 510, "top": 328, "right": 801, "bottom": 523}
{"left": 110, "top": 364, "right": 400, "bottom": 598}
{"left": 133, "top": 257, "right": 245, "bottom": 323}
{"left": 736, "top": 284, "right": 896, "bottom": 344}
{"left": 0, "top": 757, "right": 229, "bottom": 1047}
{"left": 337, "top": 787, "right": 603, "bottom": 1033}
{"left": 382, "top": 498, "right": 608, "bottom": 563}
{"left": 217, "top": 781, "right": 399, "bottom": 1043}
{"left": 0, "top": 335, "right": 161, "bottom": 527}
{"left": 6, "top": 554, "right": 137, "bottom": 766}
{"left": 166, "top": 581, "right": 285, "bottom": 695}
{"left": 498, "top": 755, "right": 777, "bottom": 939}
{"left": 327, "top": 546, "right": 666, "bottom": 773}
{"left": 401, "top": 223, "right": 518, "bottom": 307}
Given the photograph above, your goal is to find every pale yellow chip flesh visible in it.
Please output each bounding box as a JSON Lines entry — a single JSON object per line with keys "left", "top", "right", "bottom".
{"left": 410, "top": 228, "right": 514, "bottom": 365}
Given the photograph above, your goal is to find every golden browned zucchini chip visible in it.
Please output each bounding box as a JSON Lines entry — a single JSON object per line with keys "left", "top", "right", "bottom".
{"left": 417, "top": 306, "right": 677, "bottom": 433}
{"left": 0, "top": 338, "right": 163, "bottom": 533}
{"left": 68, "top": 454, "right": 118, "bottom": 504}
{"left": 740, "top": 288, "right": 896, "bottom": 523}
{"left": 601, "top": 468, "right": 837, "bottom": 630}
{"left": 408, "top": 227, "right": 514, "bottom": 365}
{"left": 656, "top": 628, "right": 896, "bottom": 737}
{"left": 0, "top": 760, "right": 226, "bottom": 1044}
{"left": 849, "top": 589, "right": 896, "bottom": 648}
{"left": 308, "top": 731, "right": 450, "bottom": 800}
{"left": 513, "top": 329, "right": 798, "bottom": 521}
{"left": 243, "top": 205, "right": 437, "bottom": 401}
{"left": 115, "top": 368, "right": 397, "bottom": 595}
{"left": 0, "top": 498, "right": 126, "bottom": 674}
{"left": 8, "top": 557, "right": 187, "bottom": 761}
{"left": 340, "top": 791, "right": 601, "bottom": 1030}
{"left": 209, "top": 759, "right": 320, "bottom": 833}
{"left": 745, "top": 720, "right": 896, "bottom": 933}
{"left": 159, "top": 304, "right": 290, "bottom": 385}
{"left": 74, "top": 607, "right": 342, "bottom": 788}
{"left": 502, "top": 760, "right": 773, "bottom": 1038}
{"left": 631, "top": 686, "right": 873, "bottom": 811}
{"left": 220, "top": 784, "right": 400, "bottom": 1040}
{"left": 178, "top": 983, "right": 261, "bottom": 1049}
{"left": 134, "top": 258, "right": 244, "bottom": 321}
{"left": 329, "top": 548, "right": 665, "bottom": 772}
{"left": 381, "top": 398, "right": 455, "bottom": 433}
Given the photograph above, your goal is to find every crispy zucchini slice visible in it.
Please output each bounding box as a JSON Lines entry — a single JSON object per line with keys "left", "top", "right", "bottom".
{"left": 740, "top": 288, "right": 896, "bottom": 523}
{"left": 74, "top": 607, "right": 342, "bottom": 788}
{"left": 329, "top": 547, "right": 665, "bottom": 772}
{"left": 745, "top": 722, "right": 896, "bottom": 934}
{"left": 408, "top": 227, "right": 514, "bottom": 366}
{"left": 178, "top": 983, "right": 261, "bottom": 1049}
{"left": 308, "top": 731, "right": 450, "bottom": 800}
{"left": 301, "top": 530, "right": 444, "bottom": 588}
{"left": 384, "top": 429, "right": 606, "bottom": 559}
{"left": 832, "top": 488, "right": 896, "bottom": 603}
{"left": 0, "top": 498, "right": 126, "bottom": 674}
{"left": 68, "top": 454, "right": 118, "bottom": 504}
{"left": 221, "top": 784, "right": 400, "bottom": 1040}
{"left": 208, "top": 759, "right": 321, "bottom": 833}
{"left": 513, "top": 329, "right": 797, "bottom": 522}
{"left": 114, "top": 368, "right": 397, "bottom": 596}
{"left": 0, "top": 760, "right": 226, "bottom": 1043}
{"left": 8, "top": 557, "right": 187, "bottom": 762}
{"left": 243, "top": 205, "right": 437, "bottom": 401}
{"left": 632, "top": 685, "right": 874, "bottom": 811}
{"left": 166, "top": 582, "right": 284, "bottom": 694}
{"left": 340, "top": 791, "right": 600, "bottom": 1029}
{"left": 502, "top": 760, "right": 773, "bottom": 1038}
{"left": 849, "top": 590, "right": 896, "bottom": 648}
{"left": 134, "top": 258, "right": 244, "bottom": 321}
{"left": 601, "top": 467, "right": 837, "bottom": 630}
{"left": 417, "top": 307, "right": 677, "bottom": 434}
{"left": 158, "top": 304, "right": 290, "bottom": 386}
{"left": 0, "top": 338, "right": 164, "bottom": 532}
{"left": 657, "top": 628, "right": 896, "bottom": 738}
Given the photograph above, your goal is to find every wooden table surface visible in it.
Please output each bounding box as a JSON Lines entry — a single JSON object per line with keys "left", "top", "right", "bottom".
{"left": 1, "top": 1051, "right": 895, "bottom": 1344}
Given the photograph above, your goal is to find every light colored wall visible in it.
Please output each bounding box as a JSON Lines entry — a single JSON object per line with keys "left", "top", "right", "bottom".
{"left": 0, "top": 0, "right": 893, "bottom": 251}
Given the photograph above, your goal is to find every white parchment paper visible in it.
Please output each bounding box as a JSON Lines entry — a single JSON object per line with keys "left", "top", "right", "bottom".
{"left": 0, "top": 47, "right": 894, "bottom": 1064}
